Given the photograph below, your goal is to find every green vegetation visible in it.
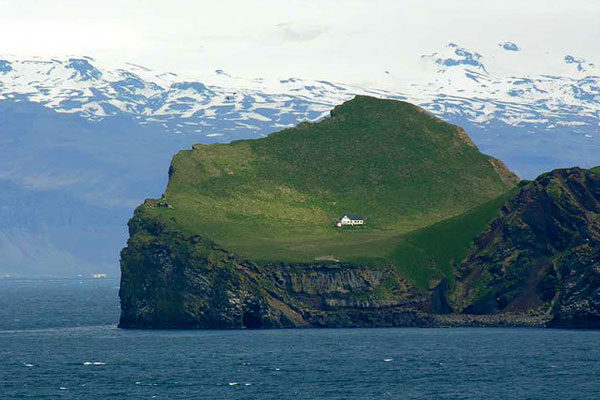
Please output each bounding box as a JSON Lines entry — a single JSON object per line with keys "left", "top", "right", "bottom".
{"left": 139, "top": 96, "right": 518, "bottom": 287}
{"left": 388, "top": 189, "right": 517, "bottom": 289}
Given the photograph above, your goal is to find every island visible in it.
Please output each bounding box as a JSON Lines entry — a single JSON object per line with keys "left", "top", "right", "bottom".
{"left": 119, "top": 96, "right": 600, "bottom": 329}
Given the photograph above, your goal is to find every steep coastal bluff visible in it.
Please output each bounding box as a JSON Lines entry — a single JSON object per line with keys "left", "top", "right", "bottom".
{"left": 119, "top": 96, "right": 600, "bottom": 329}
{"left": 453, "top": 167, "right": 600, "bottom": 328}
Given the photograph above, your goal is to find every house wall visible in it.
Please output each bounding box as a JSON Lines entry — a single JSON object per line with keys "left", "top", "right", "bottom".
{"left": 339, "top": 217, "right": 364, "bottom": 226}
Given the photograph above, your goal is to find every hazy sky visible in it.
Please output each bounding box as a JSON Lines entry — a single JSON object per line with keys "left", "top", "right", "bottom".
{"left": 1, "top": 0, "right": 599, "bottom": 85}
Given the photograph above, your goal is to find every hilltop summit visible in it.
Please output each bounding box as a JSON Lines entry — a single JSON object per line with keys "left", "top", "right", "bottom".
{"left": 136, "top": 96, "right": 518, "bottom": 264}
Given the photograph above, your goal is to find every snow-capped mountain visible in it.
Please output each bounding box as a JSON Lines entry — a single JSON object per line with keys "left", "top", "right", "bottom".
{"left": 1, "top": 42, "right": 599, "bottom": 139}
{"left": 413, "top": 43, "right": 600, "bottom": 129}
{"left": 0, "top": 55, "right": 379, "bottom": 138}
{"left": 1, "top": 42, "right": 599, "bottom": 277}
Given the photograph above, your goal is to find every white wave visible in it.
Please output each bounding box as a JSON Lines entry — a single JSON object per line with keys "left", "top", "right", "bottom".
{"left": 83, "top": 361, "right": 106, "bottom": 366}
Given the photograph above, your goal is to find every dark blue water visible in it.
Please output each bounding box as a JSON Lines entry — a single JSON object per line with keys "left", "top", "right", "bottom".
{"left": 1, "top": 279, "right": 600, "bottom": 399}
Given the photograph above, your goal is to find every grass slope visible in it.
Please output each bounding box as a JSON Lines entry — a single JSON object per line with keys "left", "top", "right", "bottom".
{"left": 388, "top": 189, "right": 518, "bottom": 289}
{"left": 140, "top": 96, "right": 518, "bottom": 286}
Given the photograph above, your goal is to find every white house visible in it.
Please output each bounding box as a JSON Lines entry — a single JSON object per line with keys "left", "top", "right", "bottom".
{"left": 336, "top": 214, "right": 365, "bottom": 227}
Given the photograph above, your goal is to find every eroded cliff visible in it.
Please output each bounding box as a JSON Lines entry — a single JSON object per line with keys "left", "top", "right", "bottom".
{"left": 453, "top": 167, "right": 600, "bottom": 327}
{"left": 119, "top": 211, "right": 437, "bottom": 328}
{"left": 118, "top": 97, "right": 600, "bottom": 329}
{"left": 120, "top": 167, "right": 600, "bottom": 329}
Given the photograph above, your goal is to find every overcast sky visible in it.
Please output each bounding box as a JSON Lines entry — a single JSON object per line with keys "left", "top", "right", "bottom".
{"left": 1, "top": 0, "right": 599, "bottom": 86}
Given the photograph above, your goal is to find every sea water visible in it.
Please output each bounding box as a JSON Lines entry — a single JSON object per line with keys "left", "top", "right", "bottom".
{"left": 1, "top": 278, "right": 599, "bottom": 399}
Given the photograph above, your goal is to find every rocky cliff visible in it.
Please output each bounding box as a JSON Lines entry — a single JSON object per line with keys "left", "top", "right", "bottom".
{"left": 119, "top": 211, "right": 436, "bottom": 329}
{"left": 453, "top": 167, "right": 600, "bottom": 327}
{"left": 118, "top": 97, "right": 600, "bottom": 329}
{"left": 120, "top": 167, "right": 600, "bottom": 329}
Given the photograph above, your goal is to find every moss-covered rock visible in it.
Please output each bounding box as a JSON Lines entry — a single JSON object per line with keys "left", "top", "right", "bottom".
{"left": 453, "top": 167, "right": 600, "bottom": 327}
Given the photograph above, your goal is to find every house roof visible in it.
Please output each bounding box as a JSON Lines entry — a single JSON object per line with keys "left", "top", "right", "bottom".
{"left": 341, "top": 214, "right": 364, "bottom": 220}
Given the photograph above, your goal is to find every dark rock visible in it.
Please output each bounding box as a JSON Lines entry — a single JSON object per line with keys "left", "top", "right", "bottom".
{"left": 120, "top": 167, "right": 600, "bottom": 329}
{"left": 119, "top": 210, "right": 434, "bottom": 329}
{"left": 453, "top": 167, "right": 600, "bottom": 328}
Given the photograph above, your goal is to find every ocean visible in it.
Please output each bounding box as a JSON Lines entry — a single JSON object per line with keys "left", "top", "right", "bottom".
{"left": 1, "top": 278, "right": 599, "bottom": 399}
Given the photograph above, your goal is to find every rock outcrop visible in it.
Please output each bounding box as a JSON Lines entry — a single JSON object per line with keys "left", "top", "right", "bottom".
{"left": 119, "top": 212, "right": 437, "bottom": 329}
{"left": 120, "top": 167, "right": 600, "bottom": 329}
{"left": 117, "top": 97, "right": 600, "bottom": 329}
{"left": 453, "top": 167, "right": 600, "bottom": 327}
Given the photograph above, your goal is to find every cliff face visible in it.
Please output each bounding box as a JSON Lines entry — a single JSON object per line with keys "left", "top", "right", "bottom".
{"left": 120, "top": 167, "right": 600, "bottom": 329}
{"left": 119, "top": 211, "right": 437, "bottom": 329}
{"left": 453, "top": 167, "right": 600, "bottom": 327}
{"left": 118, "top": 97, "right": 600, "bottom": 329}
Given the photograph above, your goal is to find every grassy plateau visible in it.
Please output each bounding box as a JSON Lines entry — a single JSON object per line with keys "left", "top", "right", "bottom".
{"left": 139, "top": 96, "right": 519, "bottom": 288}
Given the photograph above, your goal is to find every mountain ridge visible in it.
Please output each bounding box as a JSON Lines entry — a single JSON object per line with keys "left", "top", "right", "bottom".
{"left": 2, "top": 42, "right": 600, "bottom": 140}
{"left": 3, "top": 42, "right": 600, "bottom": 276}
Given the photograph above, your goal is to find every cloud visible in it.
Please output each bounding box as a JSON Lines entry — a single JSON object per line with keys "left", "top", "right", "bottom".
{"left": 274, "top": 22, "right": 327, "bottom": 42}
{"left": 1, "top": 0, "right": 599, "bottom": 86}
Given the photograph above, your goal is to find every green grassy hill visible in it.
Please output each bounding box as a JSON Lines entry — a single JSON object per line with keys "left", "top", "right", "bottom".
{"left": 138, "top": 96, "right": 518, "bottom": 287}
